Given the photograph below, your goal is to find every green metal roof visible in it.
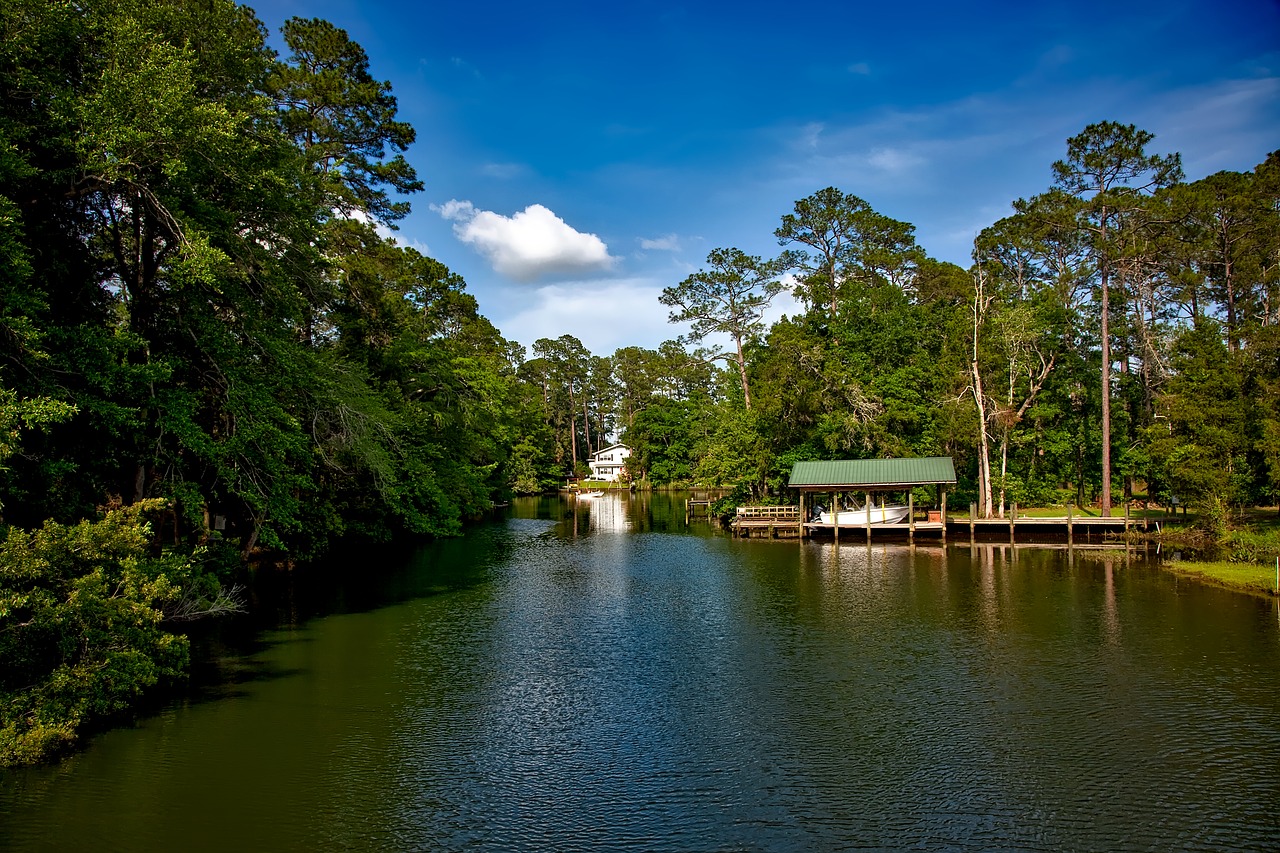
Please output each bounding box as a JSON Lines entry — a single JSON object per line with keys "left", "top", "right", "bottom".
{"left": 788, "top": 457, "right": 956, "bottom": 489}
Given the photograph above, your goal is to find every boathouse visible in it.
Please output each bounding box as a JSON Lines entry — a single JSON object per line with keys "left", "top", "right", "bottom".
{"left": 788, "top": 456, "right": 956, "bottom": 541}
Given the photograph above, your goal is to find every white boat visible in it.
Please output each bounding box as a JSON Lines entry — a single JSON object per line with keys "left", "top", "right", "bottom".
{"left": 575, "top": 490, "right": 606, "bottom": 499}
{"left": 818, "top": 503, "right": 910, "bottom": 525}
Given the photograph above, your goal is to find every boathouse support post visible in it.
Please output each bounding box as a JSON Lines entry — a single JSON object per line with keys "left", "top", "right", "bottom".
{"left": 866, "top": 491, "right": 872, "bottom": 543}
{"left": 799, "top": 491, "right": 806, "bottom": 540}
{"left": 940, "top": 487, "right": 947, "bottom": 544}
{"left": 833, "top": 492, "right": 839, "bottom": 544}
{"left": 908, "top": 491, "right": 915, "bottom": 542}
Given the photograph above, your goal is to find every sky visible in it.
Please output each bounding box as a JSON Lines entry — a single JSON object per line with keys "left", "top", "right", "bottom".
{"left": 247, "top": 0, "right": 1279, "bottom": 357}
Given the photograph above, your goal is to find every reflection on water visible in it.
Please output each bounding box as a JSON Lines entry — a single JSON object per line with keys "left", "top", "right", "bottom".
{"left": 567, "top": 491, "right": 632, "bottom": 534}
{"left": 1, "top": 495, "right": 1278, "bottom": 852}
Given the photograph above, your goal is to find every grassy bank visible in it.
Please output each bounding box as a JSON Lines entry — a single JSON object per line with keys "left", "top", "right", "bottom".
{"left": 1163, "top": 559, "right": 1279, "bottom": 596}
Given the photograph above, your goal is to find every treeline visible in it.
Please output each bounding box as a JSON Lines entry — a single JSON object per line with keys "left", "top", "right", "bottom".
{"left": 0, "top": 0, "right": 562, "bottom": 762}
{"left": 550, "top": 127, "right": 1279, "bottom": 525}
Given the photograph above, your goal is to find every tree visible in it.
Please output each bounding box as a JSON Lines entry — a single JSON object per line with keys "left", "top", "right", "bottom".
{"left": 1052, "top": 122, "right": 1182, "bottom": 515}
{"left": 1143, "top": 323, "right": 1247, "bottom": 511}
{"left": 532, "top": 335, "right": 591, "bottom": 471}
{"left": 776, "top": 187, "right": 921, "bottom": 315}
{"left": 660, "top": 248, "right": 784, "bottom": 411}
{"left": 269, "top": 16, "right": 421, "bottom": 223}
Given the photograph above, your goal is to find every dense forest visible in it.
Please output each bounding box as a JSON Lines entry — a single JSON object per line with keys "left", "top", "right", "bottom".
{"left": 1, "top": 0, "right": 1276, "bottom": 762}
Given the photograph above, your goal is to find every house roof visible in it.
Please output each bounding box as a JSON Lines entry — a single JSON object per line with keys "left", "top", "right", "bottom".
{"left": 788, "top": 457, "right": 956, "bottom": 489}
{"left": 590, "top": 443, "right": 630, "bottom": 459}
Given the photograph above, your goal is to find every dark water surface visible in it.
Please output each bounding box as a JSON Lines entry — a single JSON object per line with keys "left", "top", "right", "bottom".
{"left": 2, "top": 493, "right": 1278, "bottom": 851}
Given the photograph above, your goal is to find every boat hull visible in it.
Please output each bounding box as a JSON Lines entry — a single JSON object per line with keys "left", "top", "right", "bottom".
{"left": 818, "top": 505, "right": 910, "bottom": 525}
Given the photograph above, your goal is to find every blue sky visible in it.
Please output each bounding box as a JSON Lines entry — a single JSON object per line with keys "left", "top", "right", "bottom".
{"left": 248, "top": 0, "right": 1279, "bottom": 356}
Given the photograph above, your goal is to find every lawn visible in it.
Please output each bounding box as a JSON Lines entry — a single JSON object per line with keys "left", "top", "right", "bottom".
{"left": 1164, "top": 559, "right": 1279, "bottom": 596}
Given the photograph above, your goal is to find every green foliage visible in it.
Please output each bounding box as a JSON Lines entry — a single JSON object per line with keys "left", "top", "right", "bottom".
{"left": 1143, "top": 324, "right": 1248, "bottom": 508}
{"left": 1222, "top": 528, "right": 1280, "bottom": 566}
{"left": 0, "top": 501, "right": 210, "bottom": 765}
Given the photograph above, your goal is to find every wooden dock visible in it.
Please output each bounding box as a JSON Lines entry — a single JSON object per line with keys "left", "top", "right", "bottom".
{"left": 729, "top": 503, "right": 1148, "bottom": 543}
{"left": 730, "top": 505, "right": 802, "bottom": 538}
{"left": 685, "top": 489, "right": 728, "bottom": 522}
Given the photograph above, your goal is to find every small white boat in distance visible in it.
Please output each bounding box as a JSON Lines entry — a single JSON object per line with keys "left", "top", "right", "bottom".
{"left": 575, "top": 490, "right": 606, "bottom": 499}
{"left": 818, "top": 504, "right": 910, "bottom": 525}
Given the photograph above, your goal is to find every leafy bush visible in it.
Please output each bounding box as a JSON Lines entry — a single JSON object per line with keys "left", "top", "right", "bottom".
{"left": 0, "top": 502, "right": 216, "bottom": 765}
{"left": 1193, "top": 494, "right": 1229, "bottom": 540}
{"left": 1222, "top": 528, "right": 1280, "bottom": 566}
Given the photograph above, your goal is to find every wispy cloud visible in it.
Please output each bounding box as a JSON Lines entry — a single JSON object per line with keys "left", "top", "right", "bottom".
{"left": 495, "top": 279, "right": 672, "bottom": 354}
{"left": 479, "top": 162, "right": 527, "bottom": 179}
{"left": 434, "top": 199, "right": 616, "bottom": 282}
{"left": 847, "top": 61, "right": 871, "bottom": 75}
{"left": 449, "top": 56, "right": 484, "bottom": 80}
{"left": 638, "top": 234, "right": 682, "bottom": 252}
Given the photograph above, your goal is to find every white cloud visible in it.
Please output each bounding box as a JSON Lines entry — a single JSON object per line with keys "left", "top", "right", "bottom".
{"left": 494, "top": 279, "right": 672, "bottom": 354}
{"left": 638, "top": 233, "right": 682, "bottom": 251}
{"left": 489, "top": 275, "right": 808, "bottom": 358}
{"left": 434, "top": 199, "right": 616, "bottom": 282}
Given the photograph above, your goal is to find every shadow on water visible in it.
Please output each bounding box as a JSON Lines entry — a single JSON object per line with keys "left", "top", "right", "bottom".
{"left": 148, "top": 516, "right": 542, "bottom": 723}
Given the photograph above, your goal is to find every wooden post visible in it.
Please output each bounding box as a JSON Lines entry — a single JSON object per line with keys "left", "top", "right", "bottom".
{"left": 940, "top": 486, "right": 948, "bottom": 544}
{"left": 908, "top": 491, "right": 915, "bottom": 542}
{"left": 1067, "top": 503, "right": 1074, "bottom": 547}
{"left": 865, "top": 491, "right": 872, "bottom": 543}
{"left": 1009, "top": 501, "right": 1016, "bottom": 544}
{"left": 969, "top": 502, "right": 976, "bottom": 543}
{"left": 1124, "top": 500, "right": 1130, "bottom": 535}
{"left": 799, "top": 491, "right": 806, "bottom": 540}
{"left": 833, "top": 491, "right": 840, "bottom": 544}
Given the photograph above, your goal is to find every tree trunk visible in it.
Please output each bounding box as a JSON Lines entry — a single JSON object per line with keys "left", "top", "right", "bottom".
{"left": 971, "top": 270, "right": 993, "bottom": 517}
{"left": 1099, "top": 211, "right": 1112, "bottom": 517}
{"left": 734, "top": 334, "right": 752, "bottom": 411}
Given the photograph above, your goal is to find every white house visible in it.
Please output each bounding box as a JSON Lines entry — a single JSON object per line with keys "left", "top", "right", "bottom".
{"left": 588, "top": 443, "right": 631, "bottom": 482}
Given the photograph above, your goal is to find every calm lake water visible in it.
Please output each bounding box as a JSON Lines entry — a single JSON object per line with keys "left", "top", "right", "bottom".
{"left": 2, "top": 493, "right": 1278, "bottom": 851}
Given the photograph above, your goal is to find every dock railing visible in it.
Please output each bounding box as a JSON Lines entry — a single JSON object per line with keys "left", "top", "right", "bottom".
{"left": 730, "top": 505, "right": 802, "bottom": 538}
{"left": 735, "top": 505, "right": 801, "bottom": 521}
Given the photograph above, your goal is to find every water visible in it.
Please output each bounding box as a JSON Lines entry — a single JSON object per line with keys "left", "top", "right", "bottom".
{"left": 2, "top": 493, "right": 1278, "bottom": 851}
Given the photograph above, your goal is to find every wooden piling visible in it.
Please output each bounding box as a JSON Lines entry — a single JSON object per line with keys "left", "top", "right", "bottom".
{"left": 940, "top": 487, "right": 947, "bottom": 544}
{"left": 1067, "top": 503, "right": 1073, "bottom": 547}
{"left": 865, "top": 491, "right": 872, "bottom": 543}
{"left": 969, "top": 502, "right": 976, "bottom": 543}
{"left": 1009, "top": 501, "right": 1017, "bottom": 544}
{"left": 908, "top": 492, "right": 915, "bottom": 542}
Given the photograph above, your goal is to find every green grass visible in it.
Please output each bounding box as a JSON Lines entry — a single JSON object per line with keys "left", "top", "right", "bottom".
{"left": 1164, "top": 559, "right": 1279, "bottom": 596}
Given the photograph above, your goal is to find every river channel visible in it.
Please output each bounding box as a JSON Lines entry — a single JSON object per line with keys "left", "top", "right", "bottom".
{"left": 2, "top": 493, "right": 1278, "bottom": 851}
